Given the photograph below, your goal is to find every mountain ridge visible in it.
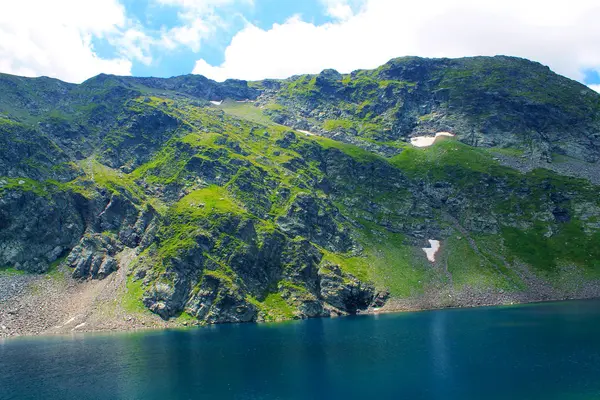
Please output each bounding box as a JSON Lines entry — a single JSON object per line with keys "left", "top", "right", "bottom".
{"left": 1, "top": 55, "right": 600, "bottom": 337}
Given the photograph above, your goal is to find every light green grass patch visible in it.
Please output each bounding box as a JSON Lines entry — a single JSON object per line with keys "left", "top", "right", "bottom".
{"left": 218, "top": 100, "right": 274, "bottom": 126}
{"left": 78, "top": 159, "right": 145, "bottom": 200}
{"left": 0, "top": 266, "right": 27, "bottom": 276}
{"left": 445, "top": 235, "right": 519, "bottom": 291}
{"left": 121, "top": 276, "right": 148, "bottom": 314}
{"left": 249, "top": 292, "right": 296, "bottom": 322}
{"left": 323, "top": 119, "right": 354, "bottom": 131}
{"left": 348, "top": 223, "right": 432, "bottom": 297}
{"left": 173, "top": 185, "right": 244, "bottom": 218}
{"left": 312, "top": 136, "right": 381, "bottom": 163}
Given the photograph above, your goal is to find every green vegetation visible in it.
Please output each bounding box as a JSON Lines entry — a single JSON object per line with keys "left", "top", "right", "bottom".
{"left": 502, "top": 222, "right": 600, "bottom": 276}
{"left": 2, "top": 55, "right": 600, "bottom": 325}
{"left": 445, "top": 235, "right": 519, "bottom": 290}
{"left": 217, "top": 100, "right": 274, "bottom": 126}
{"left": 487, "top": 147, "right": 526, "bottom": 157}
{"left": 356, "top": 226, "right": 429, "bottom": 297}
{"left": 250, "top": 291, "right": 296, "bottom": 322}
{"left": 0, "top": 266, "right": 26, "bottom": 276}
{"left": 77, "top": 160, "right": 145, "bottom": 201}
{"left": 175, "top": 311, "right": 197, "bottom": 323}
{"left": 173, "top": 186, "right": 244, "bottom": 217}
{"left": 121, "top": 276, "right": 149, "bottom": 314}
{"left": 46, "top": 257, "right": 68, "bottom": 280}
{"left": 323, "top": 119, "right": 354, "bottom": 131}
{"left": 390, "top": 139, "right": 510, "bottom": 181}
{"left": 313, "top": 136, "right": 381, "bottom": 163}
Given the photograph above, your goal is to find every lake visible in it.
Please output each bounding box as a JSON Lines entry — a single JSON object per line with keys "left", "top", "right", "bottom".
{"left": 2, "top": 300, "right": 600, "bottom": 399}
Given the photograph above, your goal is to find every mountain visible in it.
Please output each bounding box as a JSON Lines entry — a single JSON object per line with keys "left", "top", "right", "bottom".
{"left": 1, "top": 56, "right": 600, "bottom": 336}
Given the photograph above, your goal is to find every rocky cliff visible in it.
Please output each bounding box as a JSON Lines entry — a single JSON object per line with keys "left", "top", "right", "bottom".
{"left": 1, "top": 56, "right": 600, "bottom": 335}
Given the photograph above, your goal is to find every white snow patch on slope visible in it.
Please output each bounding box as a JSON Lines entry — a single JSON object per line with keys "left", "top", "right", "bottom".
{"left": 422, "top": 239, "right": 441, "bottom": 262}
{"left": 73, "top": 322, "right": 86, "bottom": 331}
{"left": 410, "top": 132, "right": 454, "bottom": 147}
{"left": 210, "top": 100, "right": 223, "bottom": 106}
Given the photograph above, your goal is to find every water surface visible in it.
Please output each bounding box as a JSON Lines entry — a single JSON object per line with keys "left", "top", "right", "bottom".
{"left": 2, "top": 300, "right": 600, "bottom": 399}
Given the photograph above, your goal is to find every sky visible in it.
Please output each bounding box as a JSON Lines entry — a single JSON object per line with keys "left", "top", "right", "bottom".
{"left": 1, "top": 0, "right": 600, "bottom": 93}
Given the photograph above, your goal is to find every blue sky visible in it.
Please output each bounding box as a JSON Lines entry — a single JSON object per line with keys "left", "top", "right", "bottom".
{"left": 583, "top": 70, "right": 600, "bottom": 85}
{"left": 97, "top": 0, "right": 336, "bottom": 78}
{"left": 1, "top": 0, "right": 599, "bottom": 92}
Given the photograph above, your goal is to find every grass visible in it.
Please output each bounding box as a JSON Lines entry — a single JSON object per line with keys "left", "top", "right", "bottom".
{"left": 121, "top": 276, "right": 149, "bottom": 314}
{"left": 501, "top": 222, "right": 600, "bottom": 277}
{"left": 175, "top": 311, "right": 197, "bottom": 323}
{"left": 173, "top": 185, "right": 244, "bottom": 217}
{"left": 217, "top": 100, "right": 274, "bottom": 126}
{"left": 445, "top": 235, "right": 518, "bottom": 291}
{"left": 487, "top": 147, "right": 526, "bottom": 157}
{"left": 46, "top": 256, "right": 68, "bottom": 280}
{"left": 179, "top": 132, "right": 220, "bottom": 148}
{"left": 335, "top": 221, "right": 432, "bottom": 297}
{"left": 0, "top": 266, "right": 27, "bottom": 276}
{"left": 322, "top": 251, "right": 370, "bottom": 282}
{"left": 249, "top": 291, "right": 297, "bottom": 322}
{"left": 323, "top": 119, "right": 354, "bottom": 131}
{"left": 360, "top": 231, "right": 429, "bottom": 297}
{"left": 390, "top": 139, "right": 509, "bottom": 181}
{"left": 0, "top": 177, "right": 57, "bottom": 197}
{"left": 76, "top": 159, "right": 145, "bottom": 201}
{"left": 3, "top": 85, "right": 596, "bottom": 320}
{"left": 313, "top": 136, "right": 381, "bottom": 163}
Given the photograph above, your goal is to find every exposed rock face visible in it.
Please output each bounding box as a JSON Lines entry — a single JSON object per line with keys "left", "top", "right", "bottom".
{"left": 318, "top": 263, "right": 375, "bottom": 313}
{"left": 276, "top": 193, "right": 354, "bottom": 253}
{"left": 0, "top": 190, "right": 85, "bottom": 273}
{"left": 183, "top": 274, "right": 258, "bottom": 323}
{"left": 139, "top": 214, "right": 376, "bottom": 322}
{"left": 67, "top": 234, "right": 122, "bottom": 279}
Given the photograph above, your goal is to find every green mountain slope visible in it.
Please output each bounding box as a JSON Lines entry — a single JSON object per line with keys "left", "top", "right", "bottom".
{"left": 1, "top": 56, "right": 599, "bottom": 325}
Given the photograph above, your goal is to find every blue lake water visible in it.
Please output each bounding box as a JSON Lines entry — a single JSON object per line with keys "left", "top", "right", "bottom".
{"left": 1, "top": 300, "right": 600, "bottom": 400}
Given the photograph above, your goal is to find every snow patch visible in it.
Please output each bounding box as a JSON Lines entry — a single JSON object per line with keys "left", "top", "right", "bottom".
{"left": 73, "top": 322, "right": 86, "bottom": 330}
{"left": 298, "top": 130, "right": 315, "bottom": 136}
{"left": 422, "top": 239, "right": 441, "bottom": 262}
{"left": 410, "top": 132, "right": 454, "bottom": 147}
{"left": 210, "top": 100, "right": 223, "bottom": 106}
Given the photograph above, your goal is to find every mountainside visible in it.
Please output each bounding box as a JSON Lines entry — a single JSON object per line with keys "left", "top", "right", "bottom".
{"left": 1, "top": 56, "right": 600, "bottom": 336}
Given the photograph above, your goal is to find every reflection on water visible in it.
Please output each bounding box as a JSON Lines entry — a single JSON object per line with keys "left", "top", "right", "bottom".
{"left": 1, "top": 300, "right": 600, "bottom": 400}
{"left": 430, "top": 309, "right": 451, "bottom": 397}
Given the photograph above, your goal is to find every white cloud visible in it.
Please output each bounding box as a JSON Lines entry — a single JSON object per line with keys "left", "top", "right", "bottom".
{"left": 155, "top": 0, "right": 252, "bottom": 51}
{"left": 192, "top": 0, "right": 600, "bottom": 84}
{"left": 0, "top": 0, "right": 133, "bottom": 83}
{"left": 157, "top": 0, "right": 253, "bottom": 13}
{"left": 110, "top": 27, "right": 154, "bottom": 65}
{"left": 589, "top": 84, "right": 600, "bottom": 93}
{"left": 321, "top": 0, "right": 355, "bottom": 20}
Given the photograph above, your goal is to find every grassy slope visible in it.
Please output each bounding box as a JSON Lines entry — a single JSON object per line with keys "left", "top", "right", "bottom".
{"left": 4, "top": 91, "right": 599, "bottom": 319}
{"left": 216, "top": 102, "right": 599, "bottom": 294}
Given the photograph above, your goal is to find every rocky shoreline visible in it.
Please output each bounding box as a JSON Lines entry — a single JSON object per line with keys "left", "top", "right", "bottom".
{"left": 0, "top": 267, "right": 185, "bottom": 339}
{"left": 3, "top": 264, "right": 599, "bottom": 339}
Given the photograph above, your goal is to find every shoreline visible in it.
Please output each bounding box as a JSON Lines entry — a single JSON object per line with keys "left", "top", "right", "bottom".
{"left": 3, "top": 297, "right": 599, "bottom": 342}
{"left": 3, "top": 257, "right": 600, "bottom": 339}
{"left": 2, "top": 286, "right": 599, "bottom": 340}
